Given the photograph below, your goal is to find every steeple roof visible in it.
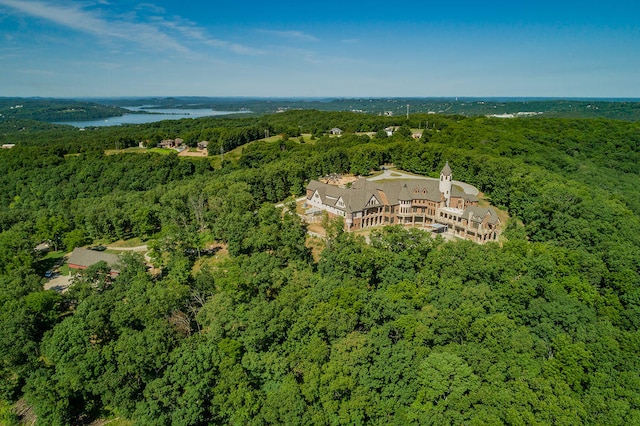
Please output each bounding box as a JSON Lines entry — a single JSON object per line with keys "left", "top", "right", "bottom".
{"left": 441, "top": 161, "right": 452, "bottom": 177}
{"left": 398, "top": 183, "right": 412, "bottom": 201}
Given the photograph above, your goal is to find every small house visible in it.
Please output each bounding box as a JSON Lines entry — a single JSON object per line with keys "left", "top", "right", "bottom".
{"left": 67, "top": 248, "right": 120, "bottom": 277}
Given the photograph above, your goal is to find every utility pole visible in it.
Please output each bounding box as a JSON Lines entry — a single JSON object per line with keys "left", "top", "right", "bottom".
{"left": 406, "top": 104, "right": 409, "bottom": 120}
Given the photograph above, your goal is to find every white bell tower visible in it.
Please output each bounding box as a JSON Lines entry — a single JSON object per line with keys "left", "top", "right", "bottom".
{"left": 439, "top": 161, "right": 452, "bottom": 207}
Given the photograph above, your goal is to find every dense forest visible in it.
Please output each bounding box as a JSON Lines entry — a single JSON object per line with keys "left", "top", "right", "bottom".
{"left": 0, "top": 99, "right": 132, "bottom": 123}
{"left": 3, "top": 97, "right": 640, "bottom": 122}
{"left": 95, "top": 96, "right": 640, "bottom": 120}
{"left": 0, "top": 109, "right": 639, "bottom": 425}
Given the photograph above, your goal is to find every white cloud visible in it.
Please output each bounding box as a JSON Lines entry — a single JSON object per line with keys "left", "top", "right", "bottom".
{"left": 258, "top": 29, "right": 319, "bottom": 42}
{"left": 135, "top": 3, "right": 165, "bottom": 14}
{"left": 0, "top": 0, "right": 261, "bottom": 56}
{"left": 157, "top": 17, "right": 266, "bottom": 55}
{"left": 0, "top": 0, "right": 188, "bottom": 52}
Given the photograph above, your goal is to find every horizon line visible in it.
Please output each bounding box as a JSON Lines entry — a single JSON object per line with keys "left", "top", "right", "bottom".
{"left": 2, "top": 96, "right": 640, "bottom": 102}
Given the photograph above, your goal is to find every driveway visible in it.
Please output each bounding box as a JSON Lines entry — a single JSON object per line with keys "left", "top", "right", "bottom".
{"left": 44, "top": 273, "right": 73, "bottom": 293}
{"left": 106, "top": 244, "right": 151, "bottom": 263}
{"left": 368, "top": 169, "right": 430, "bottom": 182}
{"left": 106, "top": 244, "right": 148, "bottom": 251}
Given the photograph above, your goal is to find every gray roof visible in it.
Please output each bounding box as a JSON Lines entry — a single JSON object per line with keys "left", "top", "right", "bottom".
{"left": 68, "top": 248, "right": 120, "bottom": 269}
{"left": 308, "top": 178, "right": 381, "bottom": 213}
{"left": 307, "top": 177, "right": 479, "bottom": 214}
{"left": 398, "top": 184, "right": 412, "bottom": 201}
{"left": 463, "top": 206, "right": 500, "bottom": 225}
{"left": 452, "top": 184, "right": 478, "bottom": 202}
{"left": 441, "top": 161, "right": 452, "bottom": 177}
{"left": 378, "top": 179, "right": 443, "bottom": 204}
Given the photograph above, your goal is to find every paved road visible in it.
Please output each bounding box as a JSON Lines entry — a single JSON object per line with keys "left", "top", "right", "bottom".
{"left": 106, "top": 244, "right": 148, "bottom": 251}
{"left": 107, "top": 244, "right": 151, "bottom": 263}
{"left": 451, "top": 180, "right": 479, "bottom": 196}
{"left": 368, "top": 169, "right": 429, "bottom": 182}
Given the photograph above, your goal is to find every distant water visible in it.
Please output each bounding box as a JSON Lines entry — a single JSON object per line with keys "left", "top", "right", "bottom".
{"left": 55, "top": 107, "right": 250, "bottom": 127}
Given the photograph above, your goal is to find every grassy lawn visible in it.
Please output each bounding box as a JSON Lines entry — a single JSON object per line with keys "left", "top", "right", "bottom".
{"left": 104, "top": 134, "right": 317, "bottom": 163}
{"left": 209, "top": 135, "right": 315, "bottom": 168}
{"left": 41, "top": 250, "right": 66, "bottom": 261}
{"left": 299, "top": 133, "right": 316, "bottom": 144}
{"left": 105, "top": 147, "right": 174, "bottom": 155}
{"left": 59, "top": 263, "right": 70, "bottom": 276}
{"left": 105, "top": 238, "right": 147, "bottom": 248}
{"left": 208, "top": 140, "right": 251, "bottom": 168}
{"left": 104, "top": 147, "right": 143, "bottom": 155}
{"left": 147, "top": 148, "right": 175, "bottom": 155}
{"left": 36, "top": 250, "right": 67, "bottom": 276}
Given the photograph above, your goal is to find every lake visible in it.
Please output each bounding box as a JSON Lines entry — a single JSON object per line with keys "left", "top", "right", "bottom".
{"left": 56, "top": 107, "right": 250, "bottom": 127}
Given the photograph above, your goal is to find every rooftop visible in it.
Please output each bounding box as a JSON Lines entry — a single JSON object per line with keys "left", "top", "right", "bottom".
{"left": 67, "top": 248, "right": 120, "bottom": 269}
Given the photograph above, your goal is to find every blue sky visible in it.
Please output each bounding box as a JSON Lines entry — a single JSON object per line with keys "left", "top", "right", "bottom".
{"left": 1, "top": 0, "right": 639, "bottom": 97}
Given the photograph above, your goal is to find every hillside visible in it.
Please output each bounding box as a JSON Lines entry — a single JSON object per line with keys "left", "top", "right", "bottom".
{"left": 0, "top": 98, "right": 132, "bottom": 122}
{"left": 4, "top": 97, "right": 640, "bottom": 123}
{"left": 95, "top": 96, "right": 640, "bottom": 120}
{"left": 0, "top": 111, "right": 639, "bottom": 425}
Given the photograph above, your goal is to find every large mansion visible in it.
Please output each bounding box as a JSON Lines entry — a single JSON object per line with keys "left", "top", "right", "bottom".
{"left": 305, "top": 163, "right": 501, "bottom": 243}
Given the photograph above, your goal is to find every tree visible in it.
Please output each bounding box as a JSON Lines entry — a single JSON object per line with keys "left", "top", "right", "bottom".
{"left": 395, "top": 125, "right": 412, "bottom": 139}
{"left": 63, "top": 229, "right": 89, "bottom": 251}
{"left": 374, "top": 129, "right": 388, "bottom": 139}
{"left": 35, "top": 215, "right": 71, "bottom": 251}
{"left": 409, "top": 352, "right": 480, "bottom": 423}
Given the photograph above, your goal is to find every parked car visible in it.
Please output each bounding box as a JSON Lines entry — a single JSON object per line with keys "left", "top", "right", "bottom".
{"left": 90, "top": 245, "right": 107, "bottom": 251}
{"left": 45, "top": 270, "right": 53, "bottom": 278}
